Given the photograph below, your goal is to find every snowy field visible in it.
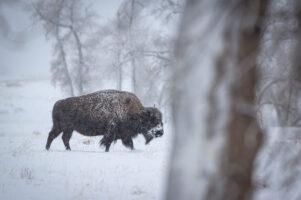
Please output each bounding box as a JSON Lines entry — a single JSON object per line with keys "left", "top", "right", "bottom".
{"left": 0, "top": 77, "right": 171, "bottom": 200}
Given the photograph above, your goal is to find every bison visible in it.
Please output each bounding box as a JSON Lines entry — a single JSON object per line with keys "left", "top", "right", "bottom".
{"left": 46, "top": 90, "right": 164, "bottom": 152}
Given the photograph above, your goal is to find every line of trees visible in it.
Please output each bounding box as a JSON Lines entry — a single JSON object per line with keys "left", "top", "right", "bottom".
{"left": 32, "top": 0, "right": 179, "bottom": 109}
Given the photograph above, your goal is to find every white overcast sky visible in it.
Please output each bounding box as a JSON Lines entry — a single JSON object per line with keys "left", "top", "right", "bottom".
{"left": 0, "top": 0, "right": 123, "bottom": 79}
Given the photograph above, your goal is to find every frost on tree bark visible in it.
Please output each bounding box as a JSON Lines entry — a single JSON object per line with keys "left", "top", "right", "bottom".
{"left": 166, "top": 0, "right": 268, "bottom": 200}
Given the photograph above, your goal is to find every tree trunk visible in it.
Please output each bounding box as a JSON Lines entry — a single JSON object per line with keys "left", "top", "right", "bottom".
{"left": 118, "top": 64, "right": 122, "bottom": 90}
{"left": 217, "top": 2, "right": 268, "bottom": 199}
{"left": 114, "top": 51, "right": 123, "bottom": 90}
{"left": 55, "top": 28, "right": 75, "bottom": 97}
{"left": 129, "top": 0, "right": 137, "bottom": 94}
{"left": 72, "top": 29, "right": 85, "bottom": 95}
{"left": 131, "top": 55, "right": 136, "bottom": 93}
{"left": 166, "top": 0, "right": 268, "bottom": 200}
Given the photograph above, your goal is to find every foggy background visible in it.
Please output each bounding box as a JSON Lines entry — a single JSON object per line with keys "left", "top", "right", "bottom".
{"left": 0, "top": 0, "right": 122, "bottom": 78}
{"left": 2, "top": 0, "right": 301, "bottom": 200}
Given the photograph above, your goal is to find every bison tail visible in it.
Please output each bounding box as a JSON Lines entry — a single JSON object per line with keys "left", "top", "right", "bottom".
{"left": 51, "top": 100, "right": 64, "bottom": 130}
{"left": 45, "top": 125, "right": 62, "bottom": 150}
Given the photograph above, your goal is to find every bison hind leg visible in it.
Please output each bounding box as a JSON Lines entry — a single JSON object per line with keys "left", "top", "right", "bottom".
{"left": 121, "top": 137, "right": 134, "bottom": 150}
{"left": 46, "top": 125, "right": 62, "bottom": 150}
{"left": 62, "top": 129, "right": 73, "bottom": 151}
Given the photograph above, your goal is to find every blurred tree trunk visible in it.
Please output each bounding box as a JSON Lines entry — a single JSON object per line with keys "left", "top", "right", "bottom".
{"left": 166, "top": 0, "right": 268, "bottom": 200}
{"left": 217, "top": 1, "right": 268, "bottom": 199}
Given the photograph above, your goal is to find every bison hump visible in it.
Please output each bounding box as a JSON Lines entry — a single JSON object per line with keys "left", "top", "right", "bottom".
{"left": 71, "top": 90, "right": 143, "bottom": 122}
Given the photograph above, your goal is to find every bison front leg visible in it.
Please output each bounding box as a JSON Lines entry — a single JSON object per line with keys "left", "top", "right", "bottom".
{"left": 62, "top": 129, "right": 73, "bottom": 150}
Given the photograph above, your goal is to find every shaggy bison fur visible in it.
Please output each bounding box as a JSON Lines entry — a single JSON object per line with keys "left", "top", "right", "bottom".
{"left": 46, "top": 90, "right": 164, "bottom": 152}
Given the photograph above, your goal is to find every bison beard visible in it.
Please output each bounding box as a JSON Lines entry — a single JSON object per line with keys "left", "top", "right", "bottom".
{"left": 45, "top": 90, "right": 164, "bottom": 152}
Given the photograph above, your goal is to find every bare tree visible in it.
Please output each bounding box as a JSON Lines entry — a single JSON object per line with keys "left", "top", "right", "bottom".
{"left": 166, "top": 0, "right": 268, "bottom": 200}
{"left": 116, "top": 0, "right": 140, "bottom": 93}
{"left": 256, "top": 0, "right": 301, "bottom": 127}
{"left": 52, "top": 25, "right": 75, "bottom": 96}
{"left": 33, "top": 0, "right": 75, "bottom": 96}
{"left": 98, "top": 14, "right": 130, "bottom": 91}
{"left": 146, "top": 0, "right": 184, "bottom": 22}
{"left": 32, "top": 0, "right": 96, "bottom": 96}
{"left": 102, "top": 0, "right": 174, "bottom": 107}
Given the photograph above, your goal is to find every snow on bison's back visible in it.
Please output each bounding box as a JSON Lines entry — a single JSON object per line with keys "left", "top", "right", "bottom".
{"left": 46, "top": 90, "right": 164, "bottom": 152}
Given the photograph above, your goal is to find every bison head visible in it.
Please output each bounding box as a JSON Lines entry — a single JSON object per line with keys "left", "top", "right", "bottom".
{"left": 141, "top": 107, "right": 164, "bottom": 144}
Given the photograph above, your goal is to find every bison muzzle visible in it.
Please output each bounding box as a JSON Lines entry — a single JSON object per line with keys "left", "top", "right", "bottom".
{"left": 46, "top": 90, "right": 164, "bottom": 152}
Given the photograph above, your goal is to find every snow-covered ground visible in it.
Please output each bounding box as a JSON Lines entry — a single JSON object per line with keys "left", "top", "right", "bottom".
{"left": 0, "top": 77, "right": 171, "bottom": 200}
